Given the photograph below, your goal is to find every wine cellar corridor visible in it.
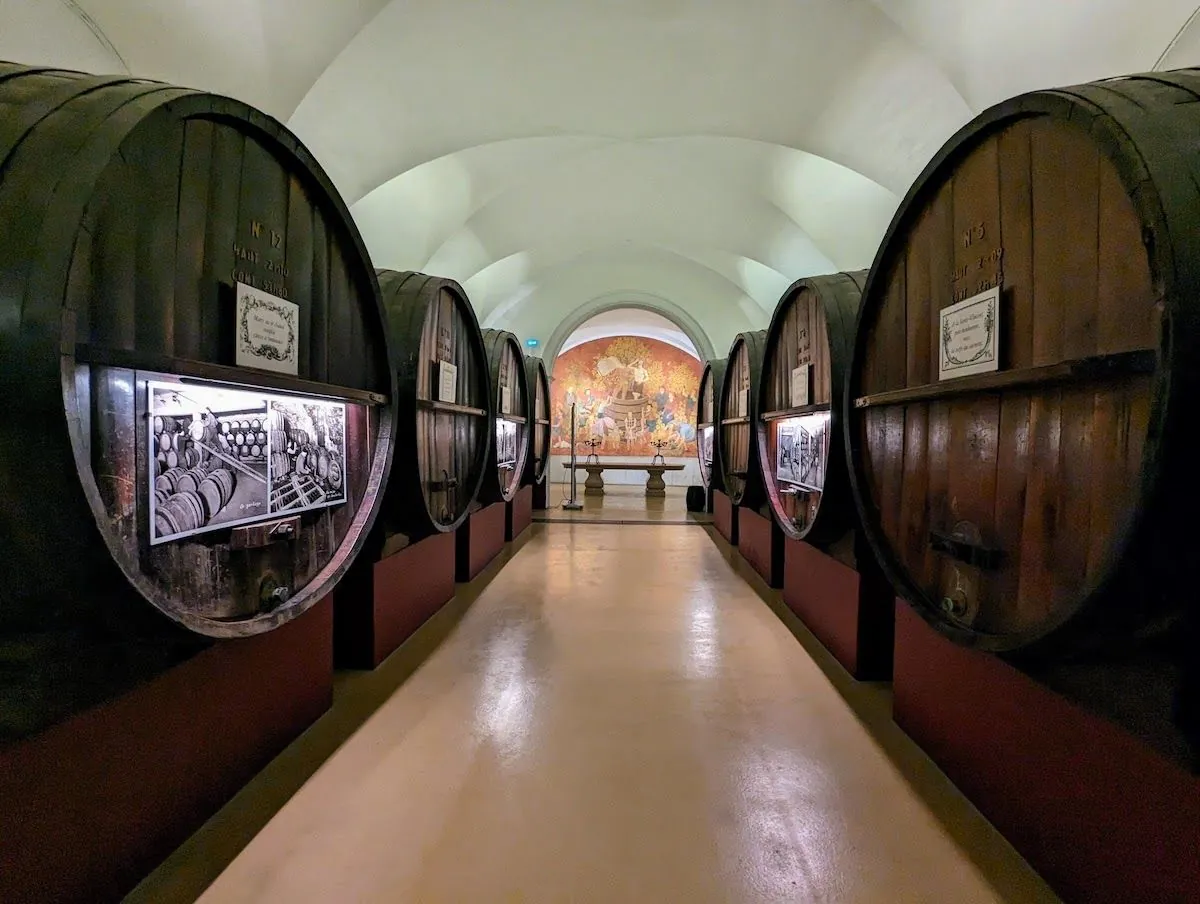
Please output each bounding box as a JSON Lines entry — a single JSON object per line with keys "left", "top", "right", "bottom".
{"left": 4, "top": 4, "right": 1200, "bottom": 903}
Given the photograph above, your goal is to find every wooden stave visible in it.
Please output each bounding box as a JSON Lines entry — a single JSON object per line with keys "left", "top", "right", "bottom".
{"left": 521, "top": 355, "right": 551, "bottom": 487}
{"left": 757, "top": 271, "right": 866, "bottom": 545}
{"left": 377, "top": 269, "right": 491, "bottom": 539}
{"left": 697, "top": 359, "right": 727, "bottom": 493}
{"left": 843, "top": 71, "right": 1200, "bottom": 656}
{"left": 717, "top": 331, "right": 769, "bottom": 507}
{"left": 479, "top": 329, "right": 530, "bottom": 504}
{"left": 0, "top": 63, "right": 398, "bottom": 651}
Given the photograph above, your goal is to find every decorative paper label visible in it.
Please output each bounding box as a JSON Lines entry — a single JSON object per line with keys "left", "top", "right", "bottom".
{"left": 438, "top": 360, "right": 458, "bottom": 404}
{"left": 501, "top": 379, "right": 513, "bottom": 416}
{"left": 236, "top": 282, "right": 298, "bottom": 375}
{"left": 939, "top": 286, "right": 1000, "bottom": 380}
{"left": 790, "top": 364, "right": 810, "bottom": 408}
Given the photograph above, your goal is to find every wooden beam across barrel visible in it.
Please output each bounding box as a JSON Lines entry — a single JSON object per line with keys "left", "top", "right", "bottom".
{"left": 0, "top": 63, "right": 395, "bottom": 738}
{"left": 375, "top": 270, "right": 491, "bottom": 540}
{"left": 479, "top": 329, "right": 531, "bottom": 503}
{"left": 717, "top": 332, "right": 768, "bottom": 508}
{"left": 757, "top": 271, "right": 865, "bottom": 545}
{"left": 845, "top": 70, "right": 1198, "bottom": 661}
{"left": 522, "top": 355, "right": 551, "bottom": 487}
{"left": 696, "top": 359, "right": 727, "bottom": 493}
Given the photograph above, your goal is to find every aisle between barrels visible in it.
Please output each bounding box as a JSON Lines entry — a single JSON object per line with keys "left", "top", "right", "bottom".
{"left": 136, "top": 523, "right": 1055, "bottom": 904}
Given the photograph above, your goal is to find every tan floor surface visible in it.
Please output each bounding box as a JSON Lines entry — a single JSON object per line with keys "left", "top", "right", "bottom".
{"left": 134, "top": 524, "right": 1058, "bottom": 903}
{"left": 536, "top": 483, "right": 710, "bottom": 524}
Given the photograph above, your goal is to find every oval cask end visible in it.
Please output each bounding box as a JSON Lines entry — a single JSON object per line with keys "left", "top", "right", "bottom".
{"left": 480, "top": 329, "right": 531, "bottom": 504}
{"left": 0, "top": 63, "right": 395, "bottom": 736}
{"left": 697, "top": 359, "right": 726, "bottom": 493}
{"left": 717, "top": 332, "right": 768, "bottom": 507}
{"left": 376, "top": 269, "right": 492, "bottom": 538}
{"left": 846, "top": 71, "right": 1198, "bottom": 659}
{"left": 758, "top": 271, "right": 865, "bottom": 545}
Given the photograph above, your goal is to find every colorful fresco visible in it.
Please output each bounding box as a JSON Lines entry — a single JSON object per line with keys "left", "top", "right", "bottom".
{"left": 551, "top": 336, "right": 702, "bottom": 457}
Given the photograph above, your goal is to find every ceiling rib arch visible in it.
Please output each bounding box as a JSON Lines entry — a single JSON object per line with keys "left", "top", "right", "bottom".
{"left": 539, "top": 292, "right": 717, "bottom": 374}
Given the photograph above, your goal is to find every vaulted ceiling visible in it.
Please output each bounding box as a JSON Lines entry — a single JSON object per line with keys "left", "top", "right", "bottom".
{"left": 4, "top": 0, "right": 1198, "bottom": 355}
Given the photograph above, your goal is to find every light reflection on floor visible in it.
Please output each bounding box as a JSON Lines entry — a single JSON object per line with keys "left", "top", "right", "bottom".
{"left": 535, "top": 483, "right": 711, "bottom": 525}
{"left": 180, "top": 524, "right": 1058, "bottom": 904}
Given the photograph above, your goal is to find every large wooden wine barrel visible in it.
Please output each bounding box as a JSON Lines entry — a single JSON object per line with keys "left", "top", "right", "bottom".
{"left": 757, "top": 272, "right": 865, "bottom": 544}
{"left": 522, "top": 356, "right": 551, "bottom": 486}
{"left": 846, "top": 70, "right": 1200, "bottom": 656}
{"left": 696, "top": 359, "right": 726, "bottom": 493}
{"left": 376, "top": 270, "right": 491, "bottom": 537}
{"left": 0, "top": 64, "right": 395, "bottom": 735}
{"left": 717, "top": 332, "right": 767, "bottom": 507}
{"left": 480, "top": 329, "right": 531, "bottom": 503}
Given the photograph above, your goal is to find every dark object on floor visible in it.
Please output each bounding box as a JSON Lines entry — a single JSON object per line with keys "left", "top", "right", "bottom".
{"left": 686, "top": 485, "right": 707, "bottom": 512}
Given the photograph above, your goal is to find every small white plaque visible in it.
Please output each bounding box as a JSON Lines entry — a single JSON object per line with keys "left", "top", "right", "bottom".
{"left": 438, "top": 360, "right": 458, "bottom": 403}
{"left": 235, "top": 283, "right": 299, "bottom": 375}
{"left": 939, "top": 286, "right": 1001, "bottom": 380}
{"left": 790, "top": 365, "right": 810, "bottom": 408}
{"left": 501, "top": 379, "right": 513, "bottom": 416}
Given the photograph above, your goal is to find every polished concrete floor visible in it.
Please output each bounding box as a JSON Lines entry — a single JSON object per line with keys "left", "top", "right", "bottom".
{"left": 135, "top": 524, "right": 1057, "bottom": 903}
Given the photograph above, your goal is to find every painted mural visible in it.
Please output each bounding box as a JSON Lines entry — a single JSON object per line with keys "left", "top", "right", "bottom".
{"left": 551, "top": 336, "right": 702, "bottom": 457}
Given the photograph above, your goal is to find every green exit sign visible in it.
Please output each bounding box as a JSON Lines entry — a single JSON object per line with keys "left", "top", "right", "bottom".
{"left": 525, "top": 338, "right": 540, "bottom": 348}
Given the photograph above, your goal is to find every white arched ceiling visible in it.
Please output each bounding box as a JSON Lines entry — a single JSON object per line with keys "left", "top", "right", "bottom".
{"left": 3, "top": 0, "right": 1199, "bottom": 351}
{"left": 558, "top": 310, "right": 700, "bottom": 359}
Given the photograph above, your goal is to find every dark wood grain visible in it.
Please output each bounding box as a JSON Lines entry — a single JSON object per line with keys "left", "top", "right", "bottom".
{"left": 697, "top": 359, "right": 726, "bottom": 492}
{"left": 374, "top": 270, "right": 490, "bottom": 541}
{"left": 718, "top": 331, "right": 767, "bottom": 507}
{"left": 846, "top": 74, "right": 1186, "bottom": 656}
{"left": 0, "top": 65, "right": 395, "bottom": 739}
{"left": 480, "top": 329, "right": 531, "bottom": 503}
{"left": 757, "top": 272, "right": 864, "bottom": 543}
{"left": 522, "top": 356, "right": 550, "bottom": 486}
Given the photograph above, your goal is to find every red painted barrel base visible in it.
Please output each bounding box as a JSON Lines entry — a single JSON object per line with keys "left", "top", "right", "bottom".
{"left": 737, "top": 507, "right": 783, "bottom": 588}
{"left": 532, "top": 478, "right": 549, "bottom": 510}
{"left": 782, "top": 537, "right": 893, "bottom": 680}
{"left": 713, "top": 489, "right": 738, "bottom": 545}
{"left": 334, "top": 532, "right": 456, "bottom": 670}
{"left": 894, "top": 603, "right": 1200, "bottom": 904}
{"left": 0, "top": 597, "right": 333, "bottom": 904}
{"left": 456, "top": 501, "right": 507, "bottom": 582}
{"left": 507, "top": 484, "right": 534, "bottom": 541}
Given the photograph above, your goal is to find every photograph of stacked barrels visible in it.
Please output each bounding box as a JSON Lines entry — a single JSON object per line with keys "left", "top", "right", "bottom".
{"left": 0, "top": 62, "right": 396, "bottom": 739}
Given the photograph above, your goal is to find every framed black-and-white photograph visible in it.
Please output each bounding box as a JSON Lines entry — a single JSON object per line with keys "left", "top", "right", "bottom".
{"left": 148, "top": 377, "right": 348, "bottom": 545}
{"left": 776, "top": 412, "right": 829, "bottom": 493}
{"left": 701, "top": 424, "right": 714, "bottom": 467}
{"left": 496, "top": 418, "right": 518, "bottom": 468}
{"left": 149, "top": 381, "right": 271, "bottom": 544}
{"left": 266, "top": 398, "right": 347, "bottom": 514}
